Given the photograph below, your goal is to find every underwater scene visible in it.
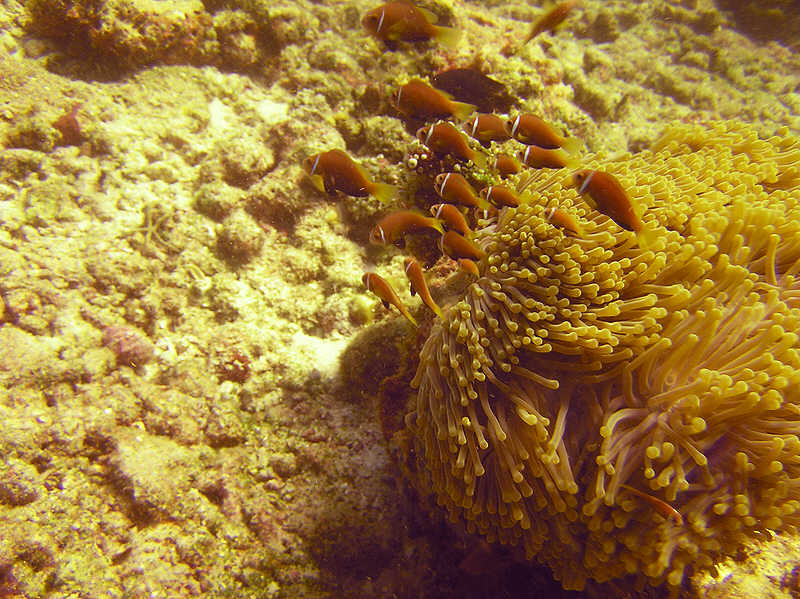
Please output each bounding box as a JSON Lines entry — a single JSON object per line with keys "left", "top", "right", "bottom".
{"left": 0, "top": 0, "right": 799, "bottom": 597}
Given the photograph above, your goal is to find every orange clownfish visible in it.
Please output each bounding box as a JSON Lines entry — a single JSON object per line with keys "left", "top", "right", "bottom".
{"left": 458, "top": 258, "right": 481, "bottom": 277}
{"left": 508, "top": 114, "right": 581, "bottom": 154}
{"left": 492, "top": 153, "right": 522, "bottom": 178}
{"left": 434, "top": 173, "right": 490, "bottom": 210}
{"left": 404, "top": 257, "right": 444, "bottom": 320}
{"left": 480, "top": 185, "right": 521, "bottom": 208}
{"left": 518, "top": 145, "right": 577, "bottom": 169}
{"left": 361, "top": 2, "right": 461, "bottom": 48}
{"left": 417, "top": 122, "right": 487, "bottom": 169}
{"left": 573, "top": 170, "right": 656, "bottom": 248}
{"left": 440, "top": 230, "right": 487, "bottom": 262}
{"left": 463, "top": 113, "right": 511, "bottom": 147}
{"left": 524, "top": 1, "right": 580, "bottom": 43}
{"left": 430, "top": 203, "right": 471, "bottom": 237}
{"left": 363, "top": 272, "right": 418, "bottom": 327}
{"left": 546, "top": 206, "right": 583, "bottom": 236}
{"left": 396, "top": 80, "right": 476, "bottom": 121}
{"left": 304, "top": 149, "right": 398, "bottom": 203}
{"left": 370, "top": 210, "right": 444, "bottom": 245}
{"left": 620, "top": 484, "right": 683, "bottom": 526}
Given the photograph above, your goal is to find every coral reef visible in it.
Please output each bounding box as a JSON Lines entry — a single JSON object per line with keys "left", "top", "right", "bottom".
{"left": 0, "top": 0, "right": 798, "bottom": 597}
{"left": 406, "top": 120, "right": 800, "bottom": 591}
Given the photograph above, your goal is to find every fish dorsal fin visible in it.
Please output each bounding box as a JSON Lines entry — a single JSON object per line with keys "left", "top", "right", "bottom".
{"left": 417, "top": 6, "right": 438, "bottom": 24}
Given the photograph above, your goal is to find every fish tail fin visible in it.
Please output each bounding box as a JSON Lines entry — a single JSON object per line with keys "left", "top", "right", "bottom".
{"left": 372, "top": 183, "right": 400, "bottom": 204}
{"left": 636, "top": 226, "right": 661, "bottom": 251}
{"left": 561, "top": 137, "right": 582, "bottom": 156}
{"left": 451, "top": 101, "right": 477, "bottom": 121}
{"left": 563, "top": 152, "right": 581, "bottom": 170}
{"left": 433, "top": 304, "right": 445, "bottom": 321}
{"left": 477, "top": 195, "right": 492, "bottom": 211}
{"left": 430, "top": 218, "right": 445, "bottom": 235}
{"left": 434, "top": 25, "right": 462, "bottom": 49}
{"left": 402, "top": 309, "right": 418, "bottom": 328}
{"left": 470, "top": 151, "right": 488, "bottom": 170}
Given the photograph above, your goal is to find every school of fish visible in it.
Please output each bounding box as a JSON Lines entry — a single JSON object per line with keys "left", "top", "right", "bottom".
{"left": 300, "top": 0, "right": 659, "bottom": 325}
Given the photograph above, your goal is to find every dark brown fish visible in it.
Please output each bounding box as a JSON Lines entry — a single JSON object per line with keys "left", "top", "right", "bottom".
{"left": 304, "top": 149, "right": 398, "bottom": 202}
{"left": 362, "top": 2, "right": 460, "bottom": 47}
{"left": 396, "top": 80, "right": 476, "bottom": 121}
{"left": 431, "top": 68, "right": 515, "bottom": 113}
{"left": 417, "top": 122, "right": 487, "bottom": 168}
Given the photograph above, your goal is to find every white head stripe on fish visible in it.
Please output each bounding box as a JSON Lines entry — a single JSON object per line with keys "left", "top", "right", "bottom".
{"left": 486, "top": 186, "right": 493, "bottom": 198}
{"left": 435, "top": 204, "right": 444, "bottom": 219}
{"left": 440, "top": 173, "right": 451, "bottom": 193}
{"left": 578, "top": 170, "right": 594, "bottom": 195}
{"left": 523, "top": 146, "right": 531, "bottom": 163}
{"left": 425, "top": 125, "right": 434, "bottom": 146}
{"left": 511, "top": 115, "right": 520, "bottom": 137}
{"left": 404, "top": 260, "right": 413, "bottom": 274}
{"left": 309, "top": 154, "right": 320, "bottom": 177}
{"left": 546, "top": 206, "right": 556, "bottom": 219}
{"left": 471, "top": 117, "right": 479, "bottom": 137}
{"left": 376, "top": 8, "right": 385, "bottom": 33}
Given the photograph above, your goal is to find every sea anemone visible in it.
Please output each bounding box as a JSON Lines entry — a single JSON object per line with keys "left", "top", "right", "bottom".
{"left": 406, "top": 120, "right": 800, "bottom": 591}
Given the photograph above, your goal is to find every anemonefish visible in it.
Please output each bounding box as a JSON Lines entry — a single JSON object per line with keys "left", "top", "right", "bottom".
{"left": 463, "top": 113, "right": 511, "bottom": 147}
{"left": 430, "top": 203, "right": 471, "bottom": 237}
{"left": 440, "top": 230, "right": 487, "bottom": 261}
{"left": 518, "top": 145, "right": 578, "bottom": 169}
{"left": 396, "top": 80, "right": 476, "bottom": 121}
{"left": 304, "top": 149, "right": 398, "bottom": 203}
{"left": 434, "top": 173, "right": 490, "bottom": 210}
{"left": 458, "top": 258, "right": 481, "bottom": 277}
{"left": 620, "top": 484, "right": 683, "bottom": 526}
{"left": 508, "top": 114, "right": 581, "bottom": 154}
{"left": 361, "top": 2, "right": 461, "bottom": 48}
{"left": 546, "top": 206, "right": 583, "bottom": 236}
{"left": 492, "top": 153, "right": 522, "bottom": 177}
{"left": 363, "top": 272, "right": 418, "bottom": 327}
{"left": 417, "top": 122, "right": 487, "bottom": 169}
{"left": 370, "top": 210, "right": 444, "bottom": 245}
{"left": 573, "top": 170, "right": 657, "bottom": 248}
{"left": 524, "top": 1, "right": 579, "bottom": 43}
{"left": 404, "top": 257, "right": 444, "bottom": 320}
{"left": 480, "top": 185, "right": 521, "bottom": 208}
